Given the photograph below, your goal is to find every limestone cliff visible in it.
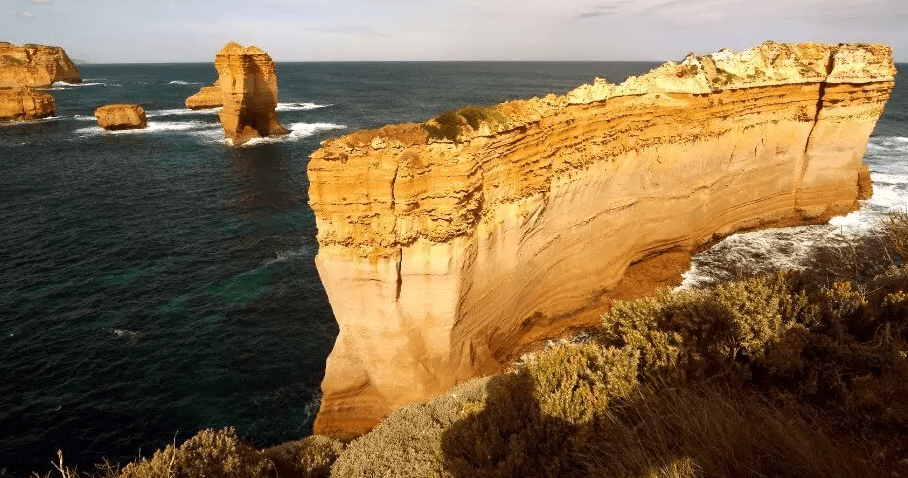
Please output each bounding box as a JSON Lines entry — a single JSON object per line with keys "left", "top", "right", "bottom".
{"left": 0, "top": 42, "right": 80, "bottom": 88}
{"left": 95, "top": 104, "right": 147, "bottom": 130}
{"left": 307, "top": 41, "right": 896, "bottom": 437}
{"left": 214, "top": 42, "right": 288, "bottom": 145}
{"left": 0, "top": 86, "right": 55, "bottom": 121}
{"left": 185, "top": 80, "right": 223, "bottom": 110}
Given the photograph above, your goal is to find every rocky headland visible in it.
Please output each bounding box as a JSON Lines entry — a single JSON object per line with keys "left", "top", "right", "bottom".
{"left": 213, "top": 42, "right": 288, "bottom": 145}
{"left": 95, "top": 104, "right": 147, "bottom": 130}
{"left": 0, "top": 86, "right": 55, "bottom": 121}
{"left": 307, "top": 41, "right": 896, "bottom": 437}
{"left": 0, "top": 41, "right": 80, "bottom": 88}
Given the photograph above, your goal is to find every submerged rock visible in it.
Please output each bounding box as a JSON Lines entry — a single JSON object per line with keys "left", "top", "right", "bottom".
{"left": 0, "top": 86, "right": 55, "bottom": 121}
{"left": 0, "top": 42, "right": 80, "bottom": 88}
{"left": 306, "top": 41, "right": 897, "bottom": 437}
{"left": 94, "top": 104, "right": 147, "bottom": 130}
{"left": 213, "top": 42, "right": 288, "bottom": 145}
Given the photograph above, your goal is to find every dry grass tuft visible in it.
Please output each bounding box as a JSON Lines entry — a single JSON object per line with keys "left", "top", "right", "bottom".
{"left": 341, "top": 123, "right": 428, "bottom": 148}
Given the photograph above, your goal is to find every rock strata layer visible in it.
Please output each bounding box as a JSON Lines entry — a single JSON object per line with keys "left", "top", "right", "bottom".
{"left": 0, "top": 86, "right": 55, "bottom": 120}
{"left": 95, "top": 104, "right": 147, "bottom": 130}
{"left": 307, "top": 41, "right": 896, "bottom": 437}
{"left": 185, "top": 80, "right": 223, "bottom": 110}
{"left": 214, "top": 42, "right": 288, "bottom": 145}
{"left": 0, "top": 42, "right": 80, "bottom": 88}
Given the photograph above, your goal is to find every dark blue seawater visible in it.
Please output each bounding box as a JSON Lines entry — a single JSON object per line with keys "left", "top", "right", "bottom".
{"left": 0, "top": 61, "right": 670, "bottom": 476}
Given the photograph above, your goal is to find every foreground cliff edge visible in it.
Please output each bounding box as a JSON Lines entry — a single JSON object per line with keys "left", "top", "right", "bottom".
{"left": 308, "top": 41, "right": 895, "bottom": 437}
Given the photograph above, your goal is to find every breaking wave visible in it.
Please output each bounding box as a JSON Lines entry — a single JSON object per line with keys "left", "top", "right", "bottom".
{"left": 49, "top": 81, "right": 104, "bottom": 89}
{"left": 74, "top": 120, "right": 221, "bottom": 137}
{"left": 275, "top": 102, "right": 332, "bottom": 112}
{"left": 680, "top": 135, "right": 908, "bottom": 289}
{"left": 228, "top": 122, "right": 346, "bottom": 147}
{"left": 145, "top": 108, "right": 221, "bottom": 117}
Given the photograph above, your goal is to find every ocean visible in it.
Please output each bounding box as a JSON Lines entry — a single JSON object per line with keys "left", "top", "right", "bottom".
{"left": 0, "top": 62, "right": 905, "bottom": 477}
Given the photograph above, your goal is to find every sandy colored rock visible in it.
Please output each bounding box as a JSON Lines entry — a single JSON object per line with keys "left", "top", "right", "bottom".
{"left": 95, "top": 104, "right": 147, "bottom": 130}
{"left": 306, "top": 41, "right": 896, "bottom": 437}
{"left": 185, "top": 79, "right": 223, "bottom": 110}
{"left": 214, "top": 42, "right": 288, "bottom": 145}
{"left": 0, "top": 42, "right": 80, "bottom": 88}
{"left": 0, "top": 86, "right": 55, "bottom": 121}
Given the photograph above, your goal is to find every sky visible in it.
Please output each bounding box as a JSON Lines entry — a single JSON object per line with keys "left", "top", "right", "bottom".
{"left": 1, "top": 0, "right": 906, "bottom": 63}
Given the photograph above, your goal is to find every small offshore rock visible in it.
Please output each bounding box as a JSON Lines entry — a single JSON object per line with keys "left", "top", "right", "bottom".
{"left": 95, "top": 103, "right": 147, "bottom": 130}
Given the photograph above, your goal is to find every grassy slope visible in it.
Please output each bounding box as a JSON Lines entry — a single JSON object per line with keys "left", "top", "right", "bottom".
{"left": 40, "top": 213, "right": 908, "bottom": 478}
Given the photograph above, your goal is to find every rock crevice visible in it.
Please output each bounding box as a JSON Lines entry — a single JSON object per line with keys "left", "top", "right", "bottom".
{"left": 307, "top": 41, "right": 896, "bottom": 437}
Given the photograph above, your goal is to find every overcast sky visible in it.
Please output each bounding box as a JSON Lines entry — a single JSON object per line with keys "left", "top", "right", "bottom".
{"left": 1, "top": 0, "right": 906, "bottom": 63}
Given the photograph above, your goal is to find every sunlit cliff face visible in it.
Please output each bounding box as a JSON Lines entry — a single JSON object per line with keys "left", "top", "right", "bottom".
{"left": 213, "top": 42, "right": 288, "bottom": 145}
{"left": 306, "top": 41, "right": 896, "bottom": 437}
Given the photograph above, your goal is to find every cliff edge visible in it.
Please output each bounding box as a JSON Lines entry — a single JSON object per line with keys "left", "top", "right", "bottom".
{"left": 307, "top": 41, "right": 896, "bottom": 437}
{"left": 0, "top": 42, "right": 80, "bottom": 88}
{"left": 214, "top": 42, "right": 288, "bottom": 145}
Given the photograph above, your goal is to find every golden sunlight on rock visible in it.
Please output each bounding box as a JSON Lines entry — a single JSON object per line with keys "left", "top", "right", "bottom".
{"left": 306, "top": 41, "right": 896, "bottom": 437}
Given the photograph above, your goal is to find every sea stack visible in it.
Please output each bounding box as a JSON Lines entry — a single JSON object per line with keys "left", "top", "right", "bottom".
{"left": 185, "top": 79, "right": 223, "bottom": 110}
{"left": 214, "top": 42, "right": 288, "bottom": 145}
{"left": 0, "top": 42, "right": 80, "bottom": 88}
{"left": 0, "top": 86, "right": 55, "bottom": 121}
{"left": 307, "top": 41, "right": 896, "bottom": 437}
{"left": 95, "top": 104, "right": 147, "bottom": 130}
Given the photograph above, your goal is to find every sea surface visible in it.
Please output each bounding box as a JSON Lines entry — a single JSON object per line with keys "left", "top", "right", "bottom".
{"left": 0, "top": 62, "right": 905, "bottom": 476}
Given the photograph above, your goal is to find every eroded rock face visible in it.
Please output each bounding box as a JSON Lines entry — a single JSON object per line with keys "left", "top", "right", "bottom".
{"left": 214, "top": 42, "right": 288, "bottom": 145}
{"left": 0, "top": 86, "right": 55, "bottom": 121}
{"left": 185, "top": 79, "right": 223, "bottom": 110}
{"left": 307, "top": 41, "right": 896, "bottom": 437}
{"left": 0, "top": 42, "right": 80, "bottom": 88}
{"left": 95, "top": 104, "right": 147, "bottom": 130}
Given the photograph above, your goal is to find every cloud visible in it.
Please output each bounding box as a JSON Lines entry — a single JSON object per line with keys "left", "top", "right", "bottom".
{"left": 574, "top": 2, "right": 631, "bottom": 20}
{"left": 25, "top": 0, "right": 51, "bottom": 4}
{"left": 16, "top": 11, "right": 37, "bottom": 19}
{"left": 305, "top": 25, "right": 387, "bottom": 37}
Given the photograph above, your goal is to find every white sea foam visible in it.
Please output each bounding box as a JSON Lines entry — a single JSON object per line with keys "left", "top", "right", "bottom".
{"left": 680, "top": 135, "right": 908, "bottom": 289}
{"left": 48, "top": 81, "right": 104, "bottom": 90}
{"left": 108, "top": 328, "right": 141, "bottom": 339}
{"left": 0, "top": 116, "right": 62, "bottom": 126}
{"left": 146, "top": 108, "right": 220, "bottom": 117}
{"left": 227, "top": 122, "right": 346, "bottom": 147}
{"left": 168, "top": 80, "right": 195, "bottom": 85}
{"left": 275, "top": 102, "right": 332, "bottom": 112}
{"left": 264, "top": 246, "right": 314, "bottom": 266}
{"left": 75, "top": 120, "right": 220, "bottom": 136}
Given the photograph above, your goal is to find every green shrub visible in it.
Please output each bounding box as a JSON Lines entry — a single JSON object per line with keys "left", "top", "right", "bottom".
{"left": 421, "top": 110, "right": 461, "bottom": 142}
{"left": 117, "top": 428, "right": 273, "bottom": 478}
{"left": 456, "top": 106, "right": 507, "bottom": 130}
{"left": 262, "top": 435, "right": 344, "bottom": 478}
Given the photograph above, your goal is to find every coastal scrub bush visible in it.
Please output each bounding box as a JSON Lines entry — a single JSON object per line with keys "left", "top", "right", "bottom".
{"left": 421, "top": 110, "right": 461, "bottom": 142}
{"left": 261, "top": 435, "right": 345, "bottom": 478}
{"left": 456, "top": 106, "right": 508, "bottom": 130}
{"left": 116, "top": 428, "right": 273, "bottom": 478}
